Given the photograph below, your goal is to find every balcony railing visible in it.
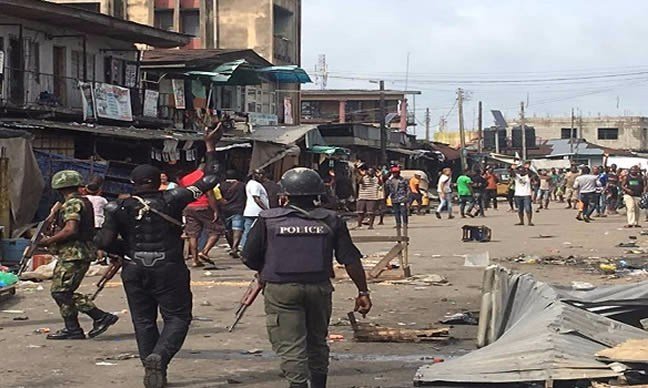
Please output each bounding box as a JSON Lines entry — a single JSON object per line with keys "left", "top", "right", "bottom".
{"left": 273, "top": 35, "right": 294, "bottom": 64}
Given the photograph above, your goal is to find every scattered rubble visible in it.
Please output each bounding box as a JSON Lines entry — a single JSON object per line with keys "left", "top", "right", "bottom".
{"left": 348, "top": 312, "right": 450, "bottom": 343}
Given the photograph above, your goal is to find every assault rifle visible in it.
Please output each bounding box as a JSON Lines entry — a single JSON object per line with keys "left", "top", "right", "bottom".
{"left": 17, "top": 202, "right": 62, "bottom": 276}
{"left": 91, "top": 254, "right": 122, "bottom": 301}
{"left": 229, "top": 274, "right": 263, "bottom": 332}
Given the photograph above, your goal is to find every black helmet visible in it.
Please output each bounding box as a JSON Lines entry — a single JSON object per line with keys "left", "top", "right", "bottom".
{"left": 280, "top": 167, "right": 326, "bottom": 196}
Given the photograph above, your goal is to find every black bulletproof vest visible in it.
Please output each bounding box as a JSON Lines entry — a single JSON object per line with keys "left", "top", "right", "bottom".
{"left": 120, "top": 193, "right": 183, "bottom": 265}
{"left": 57, "top": 195, "right": 95, "bottom": 242}
{"left": 261, "top": 208, "right": 333, "bottom": 283}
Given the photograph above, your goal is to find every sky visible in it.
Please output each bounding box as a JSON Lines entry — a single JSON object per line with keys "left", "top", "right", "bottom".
{"left": 301, "top": 0, "right": 648, "bottom": 138}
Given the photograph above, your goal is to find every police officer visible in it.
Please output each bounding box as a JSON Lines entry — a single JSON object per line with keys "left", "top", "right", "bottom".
{"left": 39, "top": 170, "right": 118, "bottom": 340}
{"left": 243, "top": 167, "right": 372, "bottom": 388}
{"left": 95, "top": 128, "right": 222, "bottom": 388}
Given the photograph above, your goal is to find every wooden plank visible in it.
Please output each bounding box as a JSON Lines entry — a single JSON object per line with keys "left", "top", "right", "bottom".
{"left": 352, "top": 235, "right": 409, "bottom": 243}
{"left": 368, "top": 243, "right": 404, "bottom": 278}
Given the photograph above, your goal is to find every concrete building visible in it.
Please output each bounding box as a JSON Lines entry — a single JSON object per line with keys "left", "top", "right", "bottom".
{"left": 514, "top": 116, "right": 648, "bottom": 151}
{"left": 49, "top": 0, "right": 301, "bottom": 64}
{"left": 301, "top": 89, "right": 421, "bottom": 130}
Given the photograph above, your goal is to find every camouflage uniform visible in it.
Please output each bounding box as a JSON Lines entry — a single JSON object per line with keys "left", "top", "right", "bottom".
{"left": 50, "top": 195, "right": 97, "bottom": 320}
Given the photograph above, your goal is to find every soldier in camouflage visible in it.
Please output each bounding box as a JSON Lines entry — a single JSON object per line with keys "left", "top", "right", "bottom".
{"left": 39, "top": 170, "right": 119, "bottom": 340}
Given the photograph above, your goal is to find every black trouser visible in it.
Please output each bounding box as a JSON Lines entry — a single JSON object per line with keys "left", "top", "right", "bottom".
{"left": 468, "top": 192, "right": 486, "bottom": 216}
{"left": 485, "top": 189, "right": 498, "bottom": 209}
{"left": 580, "top": 192, "right": 598, "bottom": 218}
{"left": 507, "top": 189, "right": 515, "bottom": 210}
{"left": 121, "top": 259, "right": 193, "bottom": 368}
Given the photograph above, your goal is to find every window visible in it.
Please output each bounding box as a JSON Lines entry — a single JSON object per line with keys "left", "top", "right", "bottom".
{"left": 598, "top": 128, "right": 619, "bottom": 140}
{"left": 72, "top": 51, "right": 96, "bottom": 82}
{"left": 180, "top": 10, "right": 200, "bottom": 36}
{"left": 561, "top": 128, "right": 577, "bottom": 139}
{"left": 154, "top": 10, "right": 174, "bottom": 31}
{"left": 26, "top": 41, "right": 39, "bottom": 84}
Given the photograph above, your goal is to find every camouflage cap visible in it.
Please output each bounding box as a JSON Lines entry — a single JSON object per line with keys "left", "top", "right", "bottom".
{"left": 51, "top": 170, "right": 83, "bottom": 190}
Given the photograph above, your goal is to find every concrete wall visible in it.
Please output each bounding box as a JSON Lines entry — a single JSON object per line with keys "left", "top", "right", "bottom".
{"left": 126, "top": 0, "right": 153, "bottom": 25}
{"left": 518, "top": 117, "right": 648, "bottom": 151}
{"left": 217, "top": 0, "right": 273, "bottom": 61}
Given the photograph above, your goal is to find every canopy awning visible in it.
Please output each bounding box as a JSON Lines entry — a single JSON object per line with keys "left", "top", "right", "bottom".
{"left": 184, "top": 60, "right": 263, "bottom": 85}
{"left": 258, "top": 66, "right": 312, "bottom": 84}
{"left": 308, "top": 145, "right": 349, "bottom": 157}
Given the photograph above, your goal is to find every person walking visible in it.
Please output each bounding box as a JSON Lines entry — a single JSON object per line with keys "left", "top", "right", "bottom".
{"left": 241, "top": 169, "right": 270, "bottom": 249}
{"left": 179, "top": 165, "right": 221, "bottom": 267}
{"left": 506, "top": 166, "right": 516, "bottom": 212}
{"left": 564, "top": 166, "right": 580, "bottom": 209}
{"left": 408, "top": 173, "right": 423, "bottom": 215}
{"left": 621, "top": 165, "right": 646, "bottom": 228}
{"left": 95, "top": 129, "right": 222, "bottom": 388}
{"left": 606, "top": 165, "right": 620, "bottom": 214}
{"left": 513, "top": 165, "right": 534, "bottom": 226}
{"left": 536, "top": 170, "right": 551, "bottom": 211}
{"left": 573, "top": 166, "right": 601, "bottom": 223}
{"left": 595, "top": 166, "right": 608, "bottom": 217}
{"left": 435, "top": 168, "right": 454, "bottom": 219}
{"left": 218, "top": 170, "right": 247, "bottom": 258}
{"left": 456, "top": 169, "right": 473, "bottom": 218}
{"left": 385, "top": 166, "right": 410, "bottom": 228}
{"left": 242, "top": 167, "right": 372, "bottom": 388}
{"left": 483, "top": 167, "right": 499, "bottom": 209}
{"left": 39, "top": 171, "right": 118, "bottom": 340}
{"left": 356, "top": 166, "right": 381, "bottom": 229}
{"left": 468, "top": 170, "right": 487, "bottom": 217}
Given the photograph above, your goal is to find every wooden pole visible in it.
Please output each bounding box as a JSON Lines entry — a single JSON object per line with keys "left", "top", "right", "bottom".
{"left": 0, "top": 147, "right": 10, "bottom": 236}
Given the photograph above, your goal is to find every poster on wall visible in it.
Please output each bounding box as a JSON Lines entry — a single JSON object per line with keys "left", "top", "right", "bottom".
{"left": 283, "top": 97, "right": 294, "bottom": 125}
{"left": 78, "top": 81, "right": 96, "bottom": 121}
{"left": 172, "top": 79, "right": 186, "bottom": 109}
{"left": 143, "top": 89, "right": 159, "bottom": 118}
{"left": 94, "top": 83, "right": 133, "bottom": 121}
{"left": 124, "top": 62, "right": 138, "bottom": 88}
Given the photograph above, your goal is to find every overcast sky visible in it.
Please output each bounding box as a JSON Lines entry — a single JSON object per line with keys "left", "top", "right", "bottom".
{"left": 301, "top": 0, "right": 648, "bottom": 137}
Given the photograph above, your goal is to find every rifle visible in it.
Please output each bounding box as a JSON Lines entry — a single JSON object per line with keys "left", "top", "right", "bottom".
{"left": 18, "top": 202, "right": 62, "bottom": 276}
{"left": 91, "top": 255, "right": 122, "bottom": 301}
{"left": 229, "top": 274, "right": 263, "bottom": 332}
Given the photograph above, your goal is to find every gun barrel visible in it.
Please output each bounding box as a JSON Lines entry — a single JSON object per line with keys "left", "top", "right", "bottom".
{"left": 229, "top": 309, "right": 246, "bottom": 332}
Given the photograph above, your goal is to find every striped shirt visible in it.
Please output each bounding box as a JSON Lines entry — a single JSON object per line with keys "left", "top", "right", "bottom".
{"left": 358, "top": 175, "right": 381, "bottom": 200}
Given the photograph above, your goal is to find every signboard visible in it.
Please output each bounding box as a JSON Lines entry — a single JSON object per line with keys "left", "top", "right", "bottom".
{"left": 248, "top": 112, "right": 278, "bottom": 127}
{"left": 143, "top": 89, "right": 159, "bottom": 118}
{"left": 283, "top": 96, "right": 293, "bottom": 125}
{"left": 124, "top": 62, "right": 138, "bottom": 88}
{"left": 94, "top": 83, "right": 133, "bottom": 121}
{"left": 172, "top": 79, "right": 185, "bottom": 109}
{"left": 78, "top": 82, "right": 96, "bottom": 121}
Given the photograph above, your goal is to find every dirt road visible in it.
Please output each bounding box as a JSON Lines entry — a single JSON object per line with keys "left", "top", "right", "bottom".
{"left": 1, "top": 206, "right": 644, "bottom": 387}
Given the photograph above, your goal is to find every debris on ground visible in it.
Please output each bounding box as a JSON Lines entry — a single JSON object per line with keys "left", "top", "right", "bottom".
{"left": 34, "top": 328, "right": 50, "bottom": 334}
{"left": 385, "top": 274, "right": 448, "bottom": 286}
{"left": 12, "top": 316, "right": 28, "bottom": 321}
{"left": 617, "top": 242, "right": 639, "bottom": 248}
{"left": 348, "top": 312, "right": 449, "bottom": 343}
{"left": 328, "top": 334, "right": 344, "bottom": 342}
{"left": 1, "top": 309, "right": 25, "bottom": 314}
{"left": 600, "top": 263, "right": 618, "bottom": 274}
{"left": 571, "top": 281, "right": 596, "bottom": 291}
{"left": 241, "top": 349, "right": 263, "bottom": 355}
{"left": 97, "top": 353, "right": 138, "bottom": 361}
{"left": 440, "top": 312, "right": 478, "bottom": 325}
{"left": 463, "top": 252, "right": 490, "bottom": 267}
{"left": 95, "top": 362, "right": 117, "bottom": 366}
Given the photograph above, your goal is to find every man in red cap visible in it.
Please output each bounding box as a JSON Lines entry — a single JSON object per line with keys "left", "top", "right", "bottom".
{"left": 384, "top": 165, "right": 410, "bottom": 228}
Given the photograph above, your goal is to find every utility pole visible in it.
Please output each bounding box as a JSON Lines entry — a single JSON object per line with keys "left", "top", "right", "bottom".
{"left": 425, "top": 107, "right": 431, "bottom": 142}
{"left": 570, "top": 107, "right": 575, "bottom": 156}
{"left": 477, "top": 101, "right": 483, "bottom": 153}
{"left": 457, "top": 88, "right": 466, "bottom": 170}
{"left": 379, "top": 80, "right": 387, "bottom": 164}
{"left": 520, "top": 101, "right": 527, "bottom": 161}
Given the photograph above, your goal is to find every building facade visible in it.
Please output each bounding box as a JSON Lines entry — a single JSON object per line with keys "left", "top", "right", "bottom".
{"left": 301, "top": 89, "right": 420, "bottom": 130}
{"left": 515, "top": 116, "right": 648, "bottom": 151}
{"left": 49, "top": 0, "right": 301, "bottom": 64}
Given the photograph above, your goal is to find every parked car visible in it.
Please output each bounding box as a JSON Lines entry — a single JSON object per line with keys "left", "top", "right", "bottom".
{"left": 385, "top": 170, "right": 431, "bottom": 212}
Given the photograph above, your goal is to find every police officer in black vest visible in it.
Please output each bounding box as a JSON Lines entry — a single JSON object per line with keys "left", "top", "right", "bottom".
{"left": 243, "top": 167, "right": 372, "bottom": 388}
{"left": 95, "top": 128, "right": 222, "bottom": 388}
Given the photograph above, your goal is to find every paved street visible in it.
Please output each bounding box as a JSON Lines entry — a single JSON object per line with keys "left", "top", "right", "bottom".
{"left": 1, "top": 205, "right": 645, "bottom": 387}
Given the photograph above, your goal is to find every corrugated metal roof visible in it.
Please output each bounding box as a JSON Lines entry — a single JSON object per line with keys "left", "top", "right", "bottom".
{"left": 414, "top": 266, "right": 648, "bottom": 385}
{"left": 142, "top": 49, "right": 272, "bottom": 68}
{"left": 247, "top": 125, "right": 323, "bottom": 146}
{"left": 546, "top": 138, "right": 604, "bottom": 156}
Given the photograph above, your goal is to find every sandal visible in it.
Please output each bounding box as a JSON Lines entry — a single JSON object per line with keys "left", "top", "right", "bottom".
{"left": 198, "top": 252, "right": 215, "bottom": 265}
{"left": 192, "top": 261, "right": 204, "bottom": 268}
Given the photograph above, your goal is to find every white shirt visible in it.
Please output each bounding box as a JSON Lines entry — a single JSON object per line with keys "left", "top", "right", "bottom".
{"left": 513, "top": 174, "right": 532, "bottom": 196}
{"left": 574, "top": 174, "right": 601, "bottom": 194}
{"left": 437, "top": 174, "right": 452, "bottom": 193}
{"left": 244, "top": 180, "right": 269, "bottom": 217}
{"left": 85, "top": 195, "right": 108, "bottom": 228}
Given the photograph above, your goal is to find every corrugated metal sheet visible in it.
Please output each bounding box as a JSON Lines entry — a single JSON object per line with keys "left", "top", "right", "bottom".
{"left": 414, "top": 266, "right": 648, "bottom": 385}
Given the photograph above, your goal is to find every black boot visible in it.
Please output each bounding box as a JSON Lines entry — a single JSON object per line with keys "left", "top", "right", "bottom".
{"left": 47, "top": 317, "right": 85, "bottom": 340}
{"left": 310, "top": 373, "right": 328, "bottom": 388}
{"left": 143, "top": 353, "right": 166, "bottom": 388}
{"left": 288, "top": 384, "right": 308, "bottom": 388}
{"left": 87, "top": 310, "right": 119, "bottom": 338}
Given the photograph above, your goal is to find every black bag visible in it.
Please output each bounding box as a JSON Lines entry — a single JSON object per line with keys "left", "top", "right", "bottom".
{"left": 640, "top": 193, "right": 648, "bottom": 210}
{"left": 462, "top": 225, "right": 492, "bottom": 242}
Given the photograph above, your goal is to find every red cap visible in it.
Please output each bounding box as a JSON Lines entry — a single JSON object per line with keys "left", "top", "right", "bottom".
{"left": 390, "top": 166, "right": 401, "bottom": 173}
